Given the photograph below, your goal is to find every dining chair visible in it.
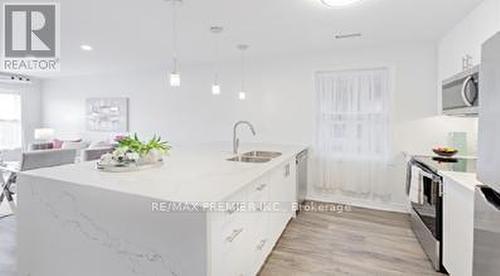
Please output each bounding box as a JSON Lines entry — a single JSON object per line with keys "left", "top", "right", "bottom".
{"left": 1, "top": 149, "right": 77, "bottom": 214}
{"left": 20, "top": 149, "right": 77, "bottom": 171}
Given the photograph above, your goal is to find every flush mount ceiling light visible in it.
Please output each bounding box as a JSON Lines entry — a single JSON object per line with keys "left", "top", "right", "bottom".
{"left": 80, "top": 44, "right": 93, "bottom": 51}
{"left": 320, "top": 0, "right": 364, "bottom": 8}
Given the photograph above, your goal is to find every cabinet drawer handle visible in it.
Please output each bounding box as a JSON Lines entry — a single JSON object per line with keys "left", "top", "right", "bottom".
{"left": 284, "top": 164, "right": 290, "bottom": 177}
{"left": 226, "top": 228, "right": 244, "bottom": 243}
{"left": 256, "top": 184, "right": 267, "bottom": 191}
{"left": 256, "top": 239, "right": 267, "bottom": 250}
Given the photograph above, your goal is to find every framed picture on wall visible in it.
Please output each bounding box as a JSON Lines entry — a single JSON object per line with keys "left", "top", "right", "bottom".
{"left": 86, "top": 97, "right": 129, "bottom": 132}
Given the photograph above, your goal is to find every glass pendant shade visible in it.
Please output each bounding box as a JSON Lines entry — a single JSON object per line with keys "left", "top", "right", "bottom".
{"left": 212, "top": 84, "right": 221, "bottom": 95}
{"left": 170, "top": 72, "right": 181, "bottom": 87}
{"left": 238, "top": 91, "right": 246, "bottom": 100}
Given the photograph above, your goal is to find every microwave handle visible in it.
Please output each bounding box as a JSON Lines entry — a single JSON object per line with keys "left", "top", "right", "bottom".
{"left": 461, "top": 76, "right": 475, "bottom": 107}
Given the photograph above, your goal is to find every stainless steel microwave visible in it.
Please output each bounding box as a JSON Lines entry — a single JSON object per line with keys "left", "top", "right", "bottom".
{"left": 442, "top": 65, "right": 479, "bottom": 116}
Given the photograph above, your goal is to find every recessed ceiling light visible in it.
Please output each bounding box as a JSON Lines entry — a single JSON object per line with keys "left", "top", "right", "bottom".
{"left": 320, "top": 0, "right": 364, "bottom": 8}
{"left": 80, "top": 44, "right": 93, "bottom": 51}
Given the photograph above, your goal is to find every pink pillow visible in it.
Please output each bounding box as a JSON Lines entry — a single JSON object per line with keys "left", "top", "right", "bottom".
{"left": 52, "top": 139, "right": 63, "bottom": 149}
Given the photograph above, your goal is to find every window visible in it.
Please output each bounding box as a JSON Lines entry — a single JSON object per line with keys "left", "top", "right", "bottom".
{"left": 314, "top": 68, "right": 391, "bottom": 199}
{"left": 0, "top": 92, "right": 22, "bottom": 149}
{"left": 315, "top": 68, "right": 390, "bottom": 160}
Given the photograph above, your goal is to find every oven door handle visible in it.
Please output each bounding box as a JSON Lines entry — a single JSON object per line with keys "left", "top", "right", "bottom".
{"left": 418, "top": 169, "right": 435, "bottom": 180}
{"left": 406, "top": 161, "right": 434, "bottom": 195}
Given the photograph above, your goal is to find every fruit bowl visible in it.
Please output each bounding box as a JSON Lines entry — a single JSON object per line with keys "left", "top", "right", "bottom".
{"left": 433, "top": 147, "right": 458, "bottom": 157}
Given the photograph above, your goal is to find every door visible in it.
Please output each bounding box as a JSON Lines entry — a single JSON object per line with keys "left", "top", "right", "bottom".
{"left": 473, "top": 186, "right": 500, "bottom": 276}
{"left": 479, "top": 32, "right": 500, "bottom": 192}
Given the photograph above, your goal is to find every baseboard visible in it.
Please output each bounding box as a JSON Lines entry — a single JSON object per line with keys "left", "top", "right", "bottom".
{"left": 306, "top": 194, "right": 409, "bottom": 214}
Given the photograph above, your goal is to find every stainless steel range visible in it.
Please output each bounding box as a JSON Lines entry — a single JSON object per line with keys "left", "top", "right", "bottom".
{"left": 406, "top": 156, "right": 476, "bottom": 272}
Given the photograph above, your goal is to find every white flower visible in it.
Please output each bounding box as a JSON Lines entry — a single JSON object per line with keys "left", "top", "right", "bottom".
{"left": 113, "top": 147, "right": 128, "bottom": 157}
{"left": 99, "top": 153, "right": 114, "bottom": 165}
{"left": 126, "top": 152, "right": 140, "bottom": 161}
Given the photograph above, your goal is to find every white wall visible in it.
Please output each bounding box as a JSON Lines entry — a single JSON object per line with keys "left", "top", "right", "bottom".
{"left": 41, "top": 42, "right": 476, "bottom": 211}
{"left": 438, "top": 0, "right": 500, "bottom": 82}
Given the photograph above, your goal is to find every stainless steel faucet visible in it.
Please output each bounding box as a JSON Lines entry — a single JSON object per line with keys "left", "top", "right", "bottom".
{"left": 233, "top": 121, "right": 256, "bottom": 154}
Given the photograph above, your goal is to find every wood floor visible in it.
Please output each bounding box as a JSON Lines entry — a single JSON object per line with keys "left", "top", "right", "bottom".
{"left": 0, "top": 201, "right": 443, "bottom": 276}
{"left": 259, "top": 201, "right": 444, "bottom": 276}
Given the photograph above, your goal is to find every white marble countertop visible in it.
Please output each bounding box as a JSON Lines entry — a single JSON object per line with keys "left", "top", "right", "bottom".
{"left": 439, "top": 171, "right": 482, "bottom": 191}
{"left": 21, "top": 142, "right": 308, "bottom": 203}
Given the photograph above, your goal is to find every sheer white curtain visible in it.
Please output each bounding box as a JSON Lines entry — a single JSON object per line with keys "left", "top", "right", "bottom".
{"left": 314, "top": 68, "right": 391, "bottom": 201}
{"left": 0, "top": 91, "right": 22, "bottom": 150}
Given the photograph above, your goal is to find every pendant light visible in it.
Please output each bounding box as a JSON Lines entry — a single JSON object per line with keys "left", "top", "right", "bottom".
{"left": 210, "top": 26, "right": 223, "bottom": 95}
{"left": 167, "top": 0, "right": 182, "bottom": 87}
{"left": 237, "top": 44, "right": 249, "bottom": 100}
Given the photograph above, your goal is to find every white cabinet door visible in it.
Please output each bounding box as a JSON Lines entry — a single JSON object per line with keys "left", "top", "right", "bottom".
{"left": 479, "top": 32, "right": 500, "bottom": 192}
{"left": 443, "top": 177, "right": 474, "bottom": 276}
{"left": 268, "top": 161, "right": 293, "bottom": 239}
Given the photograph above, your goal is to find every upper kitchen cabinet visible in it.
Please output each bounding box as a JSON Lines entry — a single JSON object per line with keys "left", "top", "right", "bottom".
{"left": 437, "top": 0, "right": 500, "bottom": 113}
{"left": 438, "top": 0, "right": 500, "bottom": 79}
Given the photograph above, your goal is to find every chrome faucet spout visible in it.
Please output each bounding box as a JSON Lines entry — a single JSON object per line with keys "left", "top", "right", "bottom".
{"left": 233, "top": 121, "right": 256, "bottom": 155}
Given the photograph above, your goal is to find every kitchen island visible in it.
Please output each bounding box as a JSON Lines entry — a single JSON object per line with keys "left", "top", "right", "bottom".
{"left": 17, "top": 142, "right": 307, "bottom": 276}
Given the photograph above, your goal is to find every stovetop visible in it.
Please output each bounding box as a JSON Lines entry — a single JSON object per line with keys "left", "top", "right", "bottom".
{"left": 412, "top": 155, "right": 477, "bottom": 174}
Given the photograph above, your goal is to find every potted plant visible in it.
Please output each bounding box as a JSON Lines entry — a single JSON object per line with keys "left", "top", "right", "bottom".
{"left": 98, "top": 134, "right": 171, "bottom": 169}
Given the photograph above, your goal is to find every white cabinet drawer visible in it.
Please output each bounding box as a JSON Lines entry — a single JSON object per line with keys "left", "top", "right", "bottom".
{"left": 247, "top": 175, "right": 270, "bottom": 203}
{"left": 211, "top": 156, "right": 298, "bottom": 276}
{"left": 211, "top": 214, "right": 252, "bottom": 276}
{"left": 247, "top": 175, "right": 271, "bottom": 222}
{"left": 211, "top": 188, "right": 247, "bottom": 233}
{"left": 248, "top": 215, "right": 272, "bottom": 275}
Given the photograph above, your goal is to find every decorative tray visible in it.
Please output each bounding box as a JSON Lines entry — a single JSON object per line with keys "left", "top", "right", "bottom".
{"left": 96, "top": 160, "right": 163, "bottom": 173}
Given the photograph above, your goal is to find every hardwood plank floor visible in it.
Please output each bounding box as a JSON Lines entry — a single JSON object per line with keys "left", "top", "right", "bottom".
{"left": 259, "top": 201, "right": 444, "bottom": 276}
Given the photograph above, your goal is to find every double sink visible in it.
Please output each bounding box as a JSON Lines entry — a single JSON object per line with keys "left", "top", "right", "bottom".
{"left": 227, "top": 151, "right": 282, "bottom": 163}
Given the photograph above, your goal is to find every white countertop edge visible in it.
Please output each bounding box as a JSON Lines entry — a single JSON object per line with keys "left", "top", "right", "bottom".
{"left": 402, "top": 151, "right": 477, "bottom": 160}
{"left": 439, "top": 171, "right": 482, "bottom": 191}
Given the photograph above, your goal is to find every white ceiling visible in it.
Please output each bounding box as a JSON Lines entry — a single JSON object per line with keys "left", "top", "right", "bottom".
{"left": 6, "top": 0, "right": 484, "bottom": 77}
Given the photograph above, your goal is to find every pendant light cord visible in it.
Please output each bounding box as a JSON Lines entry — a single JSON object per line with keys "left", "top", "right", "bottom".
{"left": 172, "top": 0, "right": 178, "bottom": 72}
{"left": 214, "top": 32, "right": 219, "bottom": 85}
{"left": 240, "top": 49, "right": 245, "bottom": 92}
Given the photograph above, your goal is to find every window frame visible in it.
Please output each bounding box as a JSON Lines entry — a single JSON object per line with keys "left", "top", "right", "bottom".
{"left": 0, "top": 88, "right": 23, "bottom": 150}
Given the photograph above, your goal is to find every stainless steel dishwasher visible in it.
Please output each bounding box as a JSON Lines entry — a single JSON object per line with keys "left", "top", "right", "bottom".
{"left": 296, "top": 150, "right": 308, "bottom": 204}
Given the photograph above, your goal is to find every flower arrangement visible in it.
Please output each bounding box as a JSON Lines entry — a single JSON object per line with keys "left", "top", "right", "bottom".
{"left": 98, "top": 134, "right": 171, "bottom": 168}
